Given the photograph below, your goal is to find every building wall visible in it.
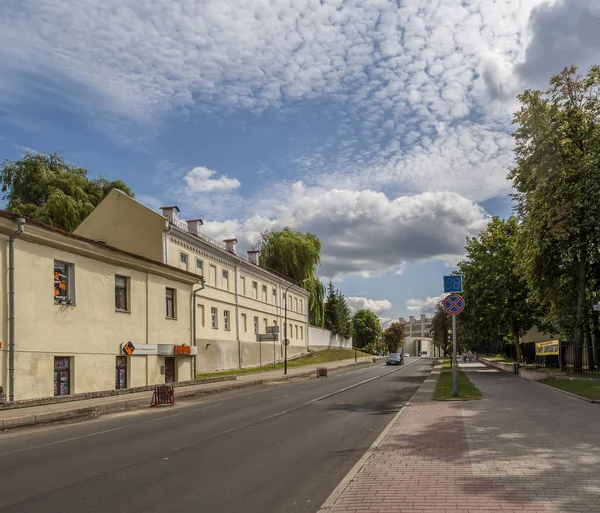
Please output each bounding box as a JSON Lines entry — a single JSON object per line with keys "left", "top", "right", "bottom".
{"left": 0, "top": 231, "right": 194, "bottom": 401}
{"left": 309, "top": 327, "right": 352, "bottom": 350}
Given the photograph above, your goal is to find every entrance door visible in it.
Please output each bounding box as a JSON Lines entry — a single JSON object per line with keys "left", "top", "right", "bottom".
{"left": 165, "top": 357, "right": 176, "bottom": 383}
{"left": 54, "top": 356, "right": 71, "bottom": 396}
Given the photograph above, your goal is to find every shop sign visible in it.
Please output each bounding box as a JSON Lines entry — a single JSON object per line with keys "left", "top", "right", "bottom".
{"left": 535, "top": 340, "right": 559, "bottom": 356}
{"left": 121, "top": 343, "right": 158, "bottom": 356}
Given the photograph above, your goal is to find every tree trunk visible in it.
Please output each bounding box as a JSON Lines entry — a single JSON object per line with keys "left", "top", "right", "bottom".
{"left": 573, "top": 252, "right": 587, "bottom": 372}
{"left": 585, "top": 316, "right": 594, "bottom": 371}
{"left": 592, "top": 310, "right": 600, "bottom": 370}
{"left": 514, "top": 327, "right": 522, "bottom": 363}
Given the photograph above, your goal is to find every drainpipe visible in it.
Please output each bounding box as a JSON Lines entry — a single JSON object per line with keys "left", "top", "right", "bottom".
{"left": 192, "top": 278, "right": 206, "bottom": 380}
{"left": 8, "top": 217, "right": 25, "bottom": 402}
{"left": 234, "top": 262, "right": 242, "bottom": 369}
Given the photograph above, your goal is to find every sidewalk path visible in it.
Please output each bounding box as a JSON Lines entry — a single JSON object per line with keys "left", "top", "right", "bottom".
{"left": 319, "top": 361, "right": 600, "bottom": 513}
{"left": 0, "top": 356, "right": 377, "bottom": 430}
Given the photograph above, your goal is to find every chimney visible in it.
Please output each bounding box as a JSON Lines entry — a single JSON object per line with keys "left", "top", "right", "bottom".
{"left": 186, "top": 219, "right": 203, "bottom": 236}
{"left": 420, "top": 314, "right": 426, "bottom": 321}
{"left": 224, "top": 238, "right": 238, "bottom": 253}
{"left": 160, "top": 206, "right": 180, "bottom": 222}
{"left": 247, "top": 250, "right": 259, "bottom": 265}
{"left": 409, "top": 315, "right": 415, "bottom": 322}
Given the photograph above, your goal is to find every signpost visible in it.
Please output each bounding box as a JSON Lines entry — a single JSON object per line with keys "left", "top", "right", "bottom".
{"left": 443, "top": 275, "right": 463, "bottom": 294}
{"left": 443, "top": 289, "right": 465, "bottom": 397}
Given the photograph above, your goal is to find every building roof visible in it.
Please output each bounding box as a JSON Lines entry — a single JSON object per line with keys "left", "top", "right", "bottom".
{"left": 0, "top": 210, "right": 202, "bottom": 284}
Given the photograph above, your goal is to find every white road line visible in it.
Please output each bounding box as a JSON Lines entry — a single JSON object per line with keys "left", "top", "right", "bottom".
{"left": 270, "top": 394, "right": 291, "bottom": 401}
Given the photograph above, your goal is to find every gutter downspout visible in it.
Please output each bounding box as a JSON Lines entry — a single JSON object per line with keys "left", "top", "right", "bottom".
{"left": 192, "top": 278, "right": 206, "bottom": 380}
{"left": 234, "top": 262, "right": 241, "bottom": 369}
{"left": 8, "top": 217, "right": 25, "bottom": 402}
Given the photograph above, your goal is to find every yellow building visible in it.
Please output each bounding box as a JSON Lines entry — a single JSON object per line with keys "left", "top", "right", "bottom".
{"left": 0, "top": 211, "right": 201, "bottom": 402}
{"left": 75, "top": 189, "right": 310, "bottom": 372}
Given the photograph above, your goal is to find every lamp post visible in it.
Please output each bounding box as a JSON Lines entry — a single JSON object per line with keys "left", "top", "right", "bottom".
{"left": 284, "top": 278, "right": 309, "bottom": 375}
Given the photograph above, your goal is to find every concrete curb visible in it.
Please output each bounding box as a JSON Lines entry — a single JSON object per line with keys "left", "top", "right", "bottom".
{"left": 317, "top": 360, "right": 435, "bottom": 512}
{"left": 0, "top": 359, "right": 377, "bottom": 431}
{"left": 531, "top": 379, "right": 600, "bottom": 404}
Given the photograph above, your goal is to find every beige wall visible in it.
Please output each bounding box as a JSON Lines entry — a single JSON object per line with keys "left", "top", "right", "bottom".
{"left": 0, "top": 233, "right": 195, "bottom": 401}
{"left": 74, "top": 189, "right": 165, "bottom": 262}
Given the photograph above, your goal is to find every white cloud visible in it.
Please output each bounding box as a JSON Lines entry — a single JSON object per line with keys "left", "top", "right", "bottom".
{"left": 346, "top": 297, "right": 392, "bottom": 315}
{"left": 406, "top": 295, "right": 445, "bottom": 314}
{"left": 184, "top": 167, "right": 241, "bottom": 193}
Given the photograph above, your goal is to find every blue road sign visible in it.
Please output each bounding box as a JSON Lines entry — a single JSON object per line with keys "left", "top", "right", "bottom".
{"left": 443, "top": 294, "right": 465, "bottom": 315}
{"left": 443, "top": 275, "right": 463, "bottom": 293}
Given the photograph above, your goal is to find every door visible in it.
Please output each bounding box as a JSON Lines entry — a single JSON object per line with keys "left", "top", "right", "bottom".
{"left": 164, "top": 357, "right": 176, "bottom": 383}
{"left": 115, "top": 356, "right": 128, "bottom": 389}
{"left": 54, "top": 356, "right": 71, "bottom": 396}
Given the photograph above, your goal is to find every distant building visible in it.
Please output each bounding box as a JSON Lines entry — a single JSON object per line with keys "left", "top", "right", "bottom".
{"left": 399, "top": 314, "right": 436, "bottom": 356}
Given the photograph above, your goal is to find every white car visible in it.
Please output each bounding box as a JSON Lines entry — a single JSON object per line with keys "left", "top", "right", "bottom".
{"left": 403, "top": 353, "right": 410, "bottom": 357}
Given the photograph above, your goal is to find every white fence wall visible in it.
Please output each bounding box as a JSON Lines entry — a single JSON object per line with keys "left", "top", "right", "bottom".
{"left": 308, "top": 326, "right": 352, "bottom": 351}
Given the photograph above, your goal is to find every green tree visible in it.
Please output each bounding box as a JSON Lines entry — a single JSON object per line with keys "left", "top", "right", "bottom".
{"left": 0, "top": 152, "right": 134, "bottom": 232}
{"left": 257, "top": 227, "right": 325, "bottom": 327}
{"left": 458, "top": 216, "right": 537, "bottom": 360}
{"left": 510, "top": 65, "right": 600, "bottom": 362}
{"left": 432, "top": 301, "right": 452, "bottom": 356}
{"left": 382, "top": 322, "right": 405, "bottom": 353}
{"left": 352, "top": 309, "right": 382, "bottom": 353}
{"left": 324, "top": 281, "right": 353, "bottom": 339}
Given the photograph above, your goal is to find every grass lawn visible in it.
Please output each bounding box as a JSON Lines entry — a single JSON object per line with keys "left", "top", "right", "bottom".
{"left": 484, "top": 355, "right": 516, "bottom": 363}
{"left": 196, "top": 348, "right": 372, "bottom": 379}
{"left": 433, "top": 358, "right": 483, "bottom": 401}
{"left": 542, "top": 378, "right": 600, "bottom": 401}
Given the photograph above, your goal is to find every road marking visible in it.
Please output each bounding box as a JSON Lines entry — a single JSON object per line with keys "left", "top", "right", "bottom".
{"left": 141, "top": 403, "right": 223, "bottom": 424}
{"left": 271, "top": 394, "right": 290, "bottom": 401}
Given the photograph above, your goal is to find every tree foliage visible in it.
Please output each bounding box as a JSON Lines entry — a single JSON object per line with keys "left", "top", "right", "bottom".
{"left": 352, "top": 309, "right": 382, "bottom": 354}
{"left": 257, "top": 227, "right": 325, "bottom": 327}
{"left": 431, "top": 301, "right": 452, "bottom": 356}
{"left": 324, "top": 281, "right": 353, "bottom": 339}
{"left": 458, "top": 217, "right": 536, "bottom": 359}
{"left": 509, "top": 65, "right": 600, "bottom": 353}
{"left": 0, "top": 152, "right": 134, "bottom": 232}
{"left": 383, "top": 322, "right": 405, "bottom": 353}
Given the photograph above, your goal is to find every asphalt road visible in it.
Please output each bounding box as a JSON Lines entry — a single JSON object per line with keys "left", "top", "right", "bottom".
{"left": 0, "top": 357, "right": 433, "bottom": 513}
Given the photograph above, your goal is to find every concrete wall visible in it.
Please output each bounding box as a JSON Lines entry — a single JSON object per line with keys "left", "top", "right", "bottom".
{"left": 308, "top": 327, "right": 351, "bottom": 351}
{"left": 0, "top": 219, "right": 196, "bottom": 401}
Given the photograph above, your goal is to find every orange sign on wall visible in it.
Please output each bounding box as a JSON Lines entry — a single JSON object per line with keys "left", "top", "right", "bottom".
{"left": 173, "top": 345, "right": 192, "bottom": 356}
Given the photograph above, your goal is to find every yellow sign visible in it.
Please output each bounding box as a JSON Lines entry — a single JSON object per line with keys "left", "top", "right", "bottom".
{"left": 535, "top": 340, "right": 559, "bottom": 356}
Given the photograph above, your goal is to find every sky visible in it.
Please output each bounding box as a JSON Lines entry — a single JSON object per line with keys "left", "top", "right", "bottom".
{"left": 1, "top": 0, "right": 599, "bottom": 322}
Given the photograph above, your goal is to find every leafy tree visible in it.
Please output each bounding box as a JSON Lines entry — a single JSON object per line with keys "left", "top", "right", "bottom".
{"left": 0, "top": 152, "right": 134, "bottom": 232}
{"left": 382, "top": 322, "right": 405, "bottom": 353}
{"left": 257, "top": 227, "right": 325, "bottom": 327}
{"left": 510, "top": 65, "right": 600, "bottom": 362}
{"left": 324, "top": 281, "right": 353, "bottom": 339}
{"left": 458, "top": 217, "right": 537, "bottom": 360}
{"left": 431, "top": 301, "right": 452, "bottom": 356}
{"left": 352, "top": 309, "right": 382, "bottom": 353}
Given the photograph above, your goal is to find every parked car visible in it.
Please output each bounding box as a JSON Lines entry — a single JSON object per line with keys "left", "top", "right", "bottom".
{"left": 386, "top": 353, "right": 404, "bottom": 365}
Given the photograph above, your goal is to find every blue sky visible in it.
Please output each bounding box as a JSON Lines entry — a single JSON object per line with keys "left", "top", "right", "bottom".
{"left": 1, "top": 0, "right": 598, "bottom": 321}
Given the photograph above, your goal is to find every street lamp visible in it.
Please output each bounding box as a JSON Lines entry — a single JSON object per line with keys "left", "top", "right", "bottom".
{"left": 284, "top": 278, "right": 309, "bottom": 375}
{"left": 380, "top": 318, "right": 392, "bottom": 355}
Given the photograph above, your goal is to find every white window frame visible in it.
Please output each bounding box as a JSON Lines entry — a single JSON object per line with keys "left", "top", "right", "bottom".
{"left": 262, "top": 285, "right": 267, "bottom": 302}
{"left": 241, "top": 313, "right": 247, "bottom": 332}
{"left": 54, "top": 260, "right": 76, "bottom": 306}
{"left": 166, "top": 288, "right": 177, "bottom": 319}
{"left": 196, "top": 258, "right": 204, "bottom": 272}
{"left": 180, "top": 252, "right": 189, "bottom": 270}
{"left": 241, "top": 277, "right": 246, "bottom": 296}
{"left": 252, "top": 281, "right": 258, "bottom": 299}
{"left": 211, "top": 307, "right": 218, "bottom": 329}
{"left": 210, "top": 264, "right": 217, "bottom": 286}
{"left": 115, "top": 275, "right": 130, "bottom": 312}
{"left": 222, "top": 270, "right": 229, "bottom": 291}
{"left": 224, "top": 310, "right": 230, "bottom": 331}
{"left": 253, "top": 316, "right": 259, "bottom": 334}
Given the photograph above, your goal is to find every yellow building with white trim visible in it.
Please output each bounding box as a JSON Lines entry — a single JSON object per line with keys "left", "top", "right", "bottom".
{"left": 75, "top": 189, "right": 310, "bottom": 372}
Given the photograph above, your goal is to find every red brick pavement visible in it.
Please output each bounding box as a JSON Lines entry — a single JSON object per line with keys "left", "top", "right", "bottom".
{"left": 321, "top": 400, "right": 550, "bottom": 513}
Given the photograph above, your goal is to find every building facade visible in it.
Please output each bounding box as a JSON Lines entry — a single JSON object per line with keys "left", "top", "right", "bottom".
{"left": 400, "top": 314, "right": 435, "bottom": 356}
{"left": 75, "top": 189, "right": 310, "bottom": 372}
{"left": 0, "top": 212, "right": 200, "bottom": 402}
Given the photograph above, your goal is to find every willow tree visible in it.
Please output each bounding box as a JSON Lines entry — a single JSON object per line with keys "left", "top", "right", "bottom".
{"left": 257, "top": 227, "right": 325, "bottom": 327}
{"left": 0, "top": 152, "right": 134, "bottom": 232}
{"left": 510, "top": 65, "right": 600, "bottom": 359}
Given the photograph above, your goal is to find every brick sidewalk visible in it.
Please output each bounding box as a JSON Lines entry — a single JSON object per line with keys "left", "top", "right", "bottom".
{"left": 319, "top": 362, "right": 600, "bottom": 513}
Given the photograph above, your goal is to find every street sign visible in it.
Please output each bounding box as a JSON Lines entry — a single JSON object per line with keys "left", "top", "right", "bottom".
{"left": 283, "top": 338, "right": 290, "bottom": 347}
{"left": 443, "top": 294, "right": 465, "bottom": 315}
{"left": 258, "top": 334, "right": 278, "bottom": 342}
{"left": 266, "top": 326, "right": 280, "bottom": 335}
{"left": 594, "top": 304, "right": 600, "bottom": 312}
{"left": 443, "top": 275, "right": 463, "bottom": 293}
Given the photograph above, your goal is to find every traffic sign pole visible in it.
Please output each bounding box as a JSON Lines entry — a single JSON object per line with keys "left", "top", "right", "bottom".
{"left": 452, "top": 314, "right": 458, "bottom": 397}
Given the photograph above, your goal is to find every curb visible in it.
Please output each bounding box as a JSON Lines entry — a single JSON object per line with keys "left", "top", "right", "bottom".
{"left": 0, "top": 359, "right": 378, "bottom": 431}
{"left": 317, "top": 360, "right": 435, "bottom": 512}
{"left": 531, "top": 379, "right": 600, "bottom": 404}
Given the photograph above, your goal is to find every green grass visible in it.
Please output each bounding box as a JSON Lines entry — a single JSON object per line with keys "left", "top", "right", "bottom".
{"left": 433, "top": 358, "right": 483, "bottom": 401}
{"left": 483, "top": 355, "right": 516, "bottom": 363}
{"left": 542, "top": 378, "right": 600, "bottom": 400}
{"left": 196, "top": 348, "right": 372, "bottom": 379}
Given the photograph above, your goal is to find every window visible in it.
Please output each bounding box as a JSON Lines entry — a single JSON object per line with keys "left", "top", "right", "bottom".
{"left": 54, "top": 356, "right": 71, "bottom": 396}
{"left": 254, "top": 316, "right": 259, "bottom": 334}
{"left": 252, "top": 281, "right": 258, "bottom": 299}
{"left": 224, "top": 310, "right": 231, "bottom": 331}
{"left": 241, "top": 277, "right": 246, "bottom": 296}
{"left": 166, "top": 288, "right": 177, "bottom": 318}
{"left": 294, "top": 297, "right": 298, "bottom": 312}
{"left": 115, "top": 356, "right": 127, "bottom": 390}
{"left": 209, "top": 265, "right": 217, "bottom": 286}
{"left": 241, "top": 313, "right": 247, "bottom": 332}
{"left": 54, "top": 260, "right": 75, "bottom": 305}
{"left": 289, "top": 323, "right": 293, "bottom": 338}
{"left": 272, "top": 288, "right": 277, "bottom": 304}
{"left": 222, "top": 270, "right": 229, "bottom": 291}
{"left": 299, "top": 299, "right": 303, "bottom": 314}
{"left": 198, "top": 304, "right": 205, "bottom": 327}
{"left": 196, "top": 258, "right": 204, "bottom": 273}
{"left": 288, "top": 295, "right": 292, "bottom": 308}
{"left": 300, "top": 326, "right": 304, "bottom": 340}
{"left": 211, "top": 307, "right": 218, "bottom": 329}
{"left": 295, "top": 325, "right": 298, "bottom": 339}
{"left": 115, "top": 275, "right": 129, "bottom": 311}
{"left": 264, "top": 318, "right": 268, "bottom": 332}
{"left": 262, "top": 285, "right": 267, "bottom": 302}
{"left": 180, "top": 252, "right": 189, "bottom": 271}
